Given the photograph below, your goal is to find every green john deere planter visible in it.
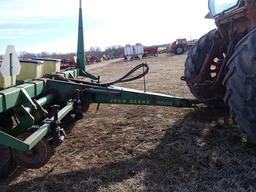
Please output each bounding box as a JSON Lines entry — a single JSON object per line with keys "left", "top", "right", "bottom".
{"left": 0, "top": 0, "right": 199, "bottom": 179}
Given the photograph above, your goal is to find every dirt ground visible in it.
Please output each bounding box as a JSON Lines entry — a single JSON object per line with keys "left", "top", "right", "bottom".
{"left": 1, "top": 54, "right": 256, "bottom": 192}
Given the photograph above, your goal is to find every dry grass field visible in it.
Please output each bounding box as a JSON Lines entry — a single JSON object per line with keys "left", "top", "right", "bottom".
{"left": 1, "top": 54, "right": 256, "bottom": 192}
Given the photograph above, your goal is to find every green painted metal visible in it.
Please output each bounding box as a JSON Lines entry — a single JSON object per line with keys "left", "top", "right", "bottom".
{"left": 10, "top": 94, "right": 54, "bottom": 136}
{"left": 0, "top": 130, "right": 28, "bottom": 151}
{"left": 45, "top": 80, "right": 84, "bottom": 103}
{"left": 45, "top": 80, "right": 198, "bottom": 107}
{"left": 25, "top": 123, "right": 49, "bottom": 150}
{"left": 17, "top": 81, "right": 44, "bottom": 97}
{"left": 20, "top": 88, "right": 36, "bottom": 110}
{"left": 0, "top": 0, "right": 200, "bottom": 166}
{"left": 11, "top": 105, "right": 35, "bottom": 136}
{"left": 36, "top": 94, "right": 55, "bottom": 107}
{"left": 62, "top": 69, "right": 80, "bottom": 79}
{"left": 77, "top": 0, "right": 85, "bottom": 71}
{"left": 61, "top": 65, "right": 98, "bottom": 81}
{"left": 0, "top": 81, "right": 45, "bottom": 112}
{"left": 79, "top": 70, "right": 98, "bottom": 81}
{"left": 92, "top": 86, "right": 197, "bottom": 107}
{"left": 0, "top": 68, "right": 77, "bottom": 113}
{"left": 55, "top": 102, "right": 74, "bottom": 119}
{"left": 76, "top": 0, "right": 99, "bottom": 81}
{"left": 0, "top": 102, "right": 74, "bottom": 151}
{"left": 32, "top": 98, "right": 50, "bottom": 123}
{"left": 24, "top": 101, "right": 74, "bottom": 150}
{"left": 0, "top": 77, "right": 198, "bottom": 153}
{"left": 23, "top": 94, "right": 53, "bottom": 115}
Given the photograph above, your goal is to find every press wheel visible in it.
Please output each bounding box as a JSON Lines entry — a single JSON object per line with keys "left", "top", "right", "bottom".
{"left": 13, "top": 139, "right": 52, "bottom": 169}
{"left": 0, "top": 145, "right": 16, "bottom": 179}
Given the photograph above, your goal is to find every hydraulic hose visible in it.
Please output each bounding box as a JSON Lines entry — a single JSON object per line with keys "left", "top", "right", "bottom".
{"left": 100, "top": 63, "right": 149, "bottom": 86}
{"left": 68, "top": 63, "right": 149, "bottom": 87}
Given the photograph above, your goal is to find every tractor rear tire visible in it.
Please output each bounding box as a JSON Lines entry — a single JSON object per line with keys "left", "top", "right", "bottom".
{"left": 184, "top": 29, "right": 226, "bottom": 103}
{"left": 223, "top": 27, "right": 256, "bottom": 143}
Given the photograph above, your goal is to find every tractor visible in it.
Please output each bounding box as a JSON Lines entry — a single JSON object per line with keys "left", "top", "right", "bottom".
{"left": 184, "top": 0, "right": 256, "bottom": 142}
{"left": 169, "top": 38, "right": 188, "bottom": 55}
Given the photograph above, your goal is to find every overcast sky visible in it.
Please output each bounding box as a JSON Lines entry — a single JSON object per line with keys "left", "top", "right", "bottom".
{"left": 0, "top": 0, "right": 216, "bottom": 54}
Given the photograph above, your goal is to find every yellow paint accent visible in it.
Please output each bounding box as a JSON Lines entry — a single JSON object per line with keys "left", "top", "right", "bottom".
{"left": 0, "top": 74, "right": 16, "bottom": 89}
{"left": 16, "top": 61, "right": 43, "bottom": 81}
{"left": 43, "top": 60, "right": 60, "bottom": 75}
{"left": 110, "top": 99, "right": 149, "bottom": 105}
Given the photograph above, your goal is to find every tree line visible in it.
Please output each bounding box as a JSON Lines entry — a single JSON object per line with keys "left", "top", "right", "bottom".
{"left": 18, "top": 46, "right": 125, "bottom": 61}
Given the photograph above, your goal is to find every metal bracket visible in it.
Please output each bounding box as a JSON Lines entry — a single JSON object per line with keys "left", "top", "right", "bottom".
{"left": 50, "top": 105, "right": 66, "bottom": 145}
{"left": 73, "top": 89, "right": 83, "bottom": 119}
{"left": 19, "top": 88, "right": 37, "bottom": 111}
{"left": 79, "top": 70, "right": 99, "bottom": 81}
{"left": 11, "top": 105, "right": 35, "bottom": 136}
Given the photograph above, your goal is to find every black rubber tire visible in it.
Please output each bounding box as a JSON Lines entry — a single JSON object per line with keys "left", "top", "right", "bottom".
{"left": 223, "top": 27, "right": 256, "bottom": 143}
{"left": 0, "top": 145, "right": 15, "bottom": 179}
{"left": 184, "top": 29, "right": 226, "bottom": 102}
{"left": 0, "top": 112, "right": 13, "bottom": 130}
{"left": 13, "top": 139, "right": 52, "bottom": 169}
{"left": 175, "top": 47, "right": 184, "bottom": 55}
{"left": 0, "top": 112, "right": 15, "bottom": 180}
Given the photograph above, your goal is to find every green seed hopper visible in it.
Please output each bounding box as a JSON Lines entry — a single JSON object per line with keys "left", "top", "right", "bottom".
{"left": 0, "top": 0, "right": 199, "bottom": 179}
